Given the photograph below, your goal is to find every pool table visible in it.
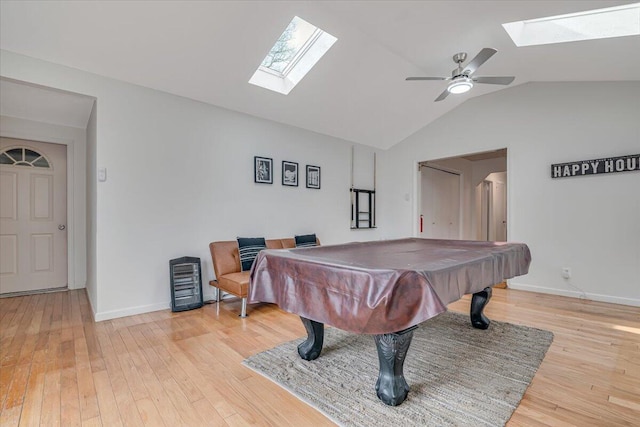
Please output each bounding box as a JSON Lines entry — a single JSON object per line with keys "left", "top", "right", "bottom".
{"left": 249, "top": 238, "right": 531, "bottom": 406}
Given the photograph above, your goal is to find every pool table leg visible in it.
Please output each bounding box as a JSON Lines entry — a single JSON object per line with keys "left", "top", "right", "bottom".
{"left": 298, "top": 317, "right": 324, "bottom": 361}
{"left": 374, "top": 325, "right": 418, "bottom": 406}
{"left": 470, "top": 286, "right": 493, "bottom": 329}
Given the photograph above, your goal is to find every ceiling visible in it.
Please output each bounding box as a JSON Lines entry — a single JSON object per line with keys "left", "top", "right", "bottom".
{"left": 1, "top": 1, "right": 638, "bottom": 149}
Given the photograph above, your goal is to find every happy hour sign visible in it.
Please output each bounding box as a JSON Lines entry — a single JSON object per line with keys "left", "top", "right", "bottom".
{"left": 551, "top": 154, "right": 640, "bottom": 179}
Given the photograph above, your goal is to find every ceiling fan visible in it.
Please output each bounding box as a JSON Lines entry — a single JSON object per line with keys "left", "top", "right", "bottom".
{"left": 406, "top": 48, "right": 515, "bottom": 102}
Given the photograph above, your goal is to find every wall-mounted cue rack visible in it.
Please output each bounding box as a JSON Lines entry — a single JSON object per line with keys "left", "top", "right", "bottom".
{"left": 351, "top": 188, "right": 376, "bottom": 229}
{"left": 350, "top": 147, "right": 377, "bottom": 229}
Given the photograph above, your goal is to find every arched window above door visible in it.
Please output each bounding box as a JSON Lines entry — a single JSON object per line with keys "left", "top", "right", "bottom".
{"left": 0, "top": 147, "right": 51, "bottom": 168}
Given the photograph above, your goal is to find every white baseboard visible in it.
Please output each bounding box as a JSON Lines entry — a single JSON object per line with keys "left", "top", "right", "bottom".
{"left": 94, "top": 301, "right": 171, "bottom": 322}
{"left": 94, "top": 291, "right": 225, "bottom": 322}
{"left": 508, "top": 282, "right": 640, "bottom": 307}
{"left": 92, "top": 283, "right": 638, "bottom": 322}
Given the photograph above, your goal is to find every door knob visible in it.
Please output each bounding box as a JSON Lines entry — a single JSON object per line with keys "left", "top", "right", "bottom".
{"left": 58, "top": 224, "right": 66, "bottom": 231}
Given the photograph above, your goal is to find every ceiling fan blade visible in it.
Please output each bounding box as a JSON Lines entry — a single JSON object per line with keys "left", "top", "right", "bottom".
{"left": 434, "top": 88, "right": 450, "bottom": 102}
{"left": 406, "top": 77, "right": 448, "bottom": 81}
{"left": 473, "top": 76, "right": 515, "bottom": 85}
{"left": 464, "top": 48, "right": 497, "bottom": 75}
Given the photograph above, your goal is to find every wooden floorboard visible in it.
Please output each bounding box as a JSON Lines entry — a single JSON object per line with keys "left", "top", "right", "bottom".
{"left": 0, "top": 288, "right": 638, "bottom": 426}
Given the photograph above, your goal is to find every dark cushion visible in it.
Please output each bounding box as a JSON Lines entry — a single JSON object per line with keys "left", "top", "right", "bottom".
{"left": 237, "top": 237, "right": 266, "bottom": 271}
{"left": 295, "top": 234, "right": 317, "bottom": 248}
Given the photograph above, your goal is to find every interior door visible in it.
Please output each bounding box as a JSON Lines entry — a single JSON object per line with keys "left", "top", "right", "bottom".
{"left": 420, "top": 165, "right": 460, "bottom": 239}
{"left": 0, "top": 138, "right": 67, "bottom": 294}
{"left": 478, "top": 180, "right": 492, "bottom": 241}
{"left": 493, "top": 180, "right": 507, "bottom": 241}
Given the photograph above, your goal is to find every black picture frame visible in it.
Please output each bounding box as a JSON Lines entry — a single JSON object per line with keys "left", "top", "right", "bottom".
{"left": 254, "top": 156, "right": 273, "bottom": 184}
{"left": 282, "top": 161, "right": 298, "bottom": 186}
{"left": 306, "top": 165, "right": 321, "bottom": 189}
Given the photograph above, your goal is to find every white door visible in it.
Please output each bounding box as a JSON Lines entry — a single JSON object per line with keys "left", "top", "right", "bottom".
{"left": 476, "top": 181, "right": 490, "bottom": 241}
{"left": 420, "top": 166, "right": 460, "bottom": 239}
{"left": 493, "top": 180, "right": 507, "bottom": 241}
{"left": 0, "top": 138, "right": 67, "bottom": 294}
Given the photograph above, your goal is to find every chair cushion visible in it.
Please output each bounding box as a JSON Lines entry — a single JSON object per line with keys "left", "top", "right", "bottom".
{"left": 237, "top": 237, "right": 266, "bottom": 271}
{"left": 217, "top": 272, "right": 250, "bottom": 298}
{"left": 295, "top": 233, "right": 317, "bottom": 247}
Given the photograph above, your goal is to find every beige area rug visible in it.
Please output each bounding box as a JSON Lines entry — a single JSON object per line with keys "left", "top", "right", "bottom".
{"left": 243, "top": 311, "right": 553, "bottom": 427}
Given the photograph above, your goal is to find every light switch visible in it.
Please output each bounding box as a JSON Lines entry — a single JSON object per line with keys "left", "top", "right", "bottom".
{"left": 98, "top": 167, "right": 107, "bottom": 182}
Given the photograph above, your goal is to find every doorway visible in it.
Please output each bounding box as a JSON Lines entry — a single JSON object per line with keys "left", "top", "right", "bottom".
{"left": 417, "top": 149, "right": 507, "bottom": 242}
{"left": 0, "top": 138, "right": 68, "bottom": 294}
{"left": 477, "top": 172, "right": 507, "bottom": 241}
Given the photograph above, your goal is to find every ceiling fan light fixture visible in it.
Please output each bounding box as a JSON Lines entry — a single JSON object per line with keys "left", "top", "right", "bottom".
{"left": 447, "top": 77, "right": 474, "bottom": 94}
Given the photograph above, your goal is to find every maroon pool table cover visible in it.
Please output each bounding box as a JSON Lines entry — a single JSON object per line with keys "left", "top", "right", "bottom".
{"left": 249, "top": 238, "right": 531, "bottom": 334}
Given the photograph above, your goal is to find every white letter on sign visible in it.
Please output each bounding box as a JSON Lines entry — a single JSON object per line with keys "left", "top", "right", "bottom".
{"left": 605, "top": 160, "right": 614, "bottom": 172}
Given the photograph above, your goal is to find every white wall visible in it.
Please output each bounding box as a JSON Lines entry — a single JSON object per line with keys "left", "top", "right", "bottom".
{"left": 1, "top": 50, "right": 381, "bottom": 320}
{"left": 85, "top": 102, "right": 97, "bottom": 311}
{"left": 380, "top": 82, "right": 640, "bottom": 306}
{"left": 0, "top": 114, "right": 87, "bottom": 290}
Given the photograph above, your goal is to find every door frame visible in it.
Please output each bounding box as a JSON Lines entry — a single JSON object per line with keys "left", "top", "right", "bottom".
{"left": 0, "top": 131, "right": 77, "bottom": 289}
{"left": 416, "top": 162, "right": 463, "bottom": 239}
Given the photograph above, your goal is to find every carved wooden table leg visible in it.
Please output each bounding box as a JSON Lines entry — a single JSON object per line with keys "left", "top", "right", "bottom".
{"left": 373, "top": 325, "right": 418, "bottom": 406}
{"left": 298, "top": 317, "right": 324, "bottom": 360}
{"left": 471, "top": 286, "right": 493, "bottom": 329}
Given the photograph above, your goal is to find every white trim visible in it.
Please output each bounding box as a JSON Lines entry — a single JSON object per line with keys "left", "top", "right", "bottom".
{"left": 509, "top": 281, "right": 640, "bottom": 307}
{"left": 67, "top": 141, "right": 76, "bottom": 288}
{"left": 0, "top": 128, "right": 78, "bottom": 289}
{"left": 94, "top": 301, "right": 171, "bottom": 322}
{"left": 281, "top": 28, "right": 323, "bottom": 77}
{"left": 506, "top": 150, "right": 511, "bottom": 241}
{"left": 412, "top": 160, "right": 420, "bottom": 237}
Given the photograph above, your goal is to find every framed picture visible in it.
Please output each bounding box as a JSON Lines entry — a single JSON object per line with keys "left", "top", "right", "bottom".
{"left": 306, "top": 165, "right": 321, "bottom": 189}
{"left": 282, "top": 161, "right": 298, "bottom": 186}
{"left": 254, "top": 156, "right": 273, "bottom": 184}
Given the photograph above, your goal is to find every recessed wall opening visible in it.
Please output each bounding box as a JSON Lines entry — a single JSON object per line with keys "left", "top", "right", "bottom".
{"left": 417, "top": 148, "right": 507, "bottom": 243}
{"left": 0, "top": 77, "right": 95, "bottom": 298}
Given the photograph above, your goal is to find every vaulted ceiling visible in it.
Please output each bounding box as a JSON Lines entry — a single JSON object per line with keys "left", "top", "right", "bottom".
{"left": 1, "top": 1, "right": 638, "bottom": 149}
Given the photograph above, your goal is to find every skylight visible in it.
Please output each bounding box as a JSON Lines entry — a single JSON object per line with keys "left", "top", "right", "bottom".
{"left": 502, "top": 2, "right": 640, "bottom": 47}
{"left": 249, "top": 16, "right": 337, "bottom": 95}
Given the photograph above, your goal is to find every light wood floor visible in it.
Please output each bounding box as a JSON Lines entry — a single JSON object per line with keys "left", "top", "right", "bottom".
{"left": 0, "top": 288, "right": 638, "bottom": 426}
